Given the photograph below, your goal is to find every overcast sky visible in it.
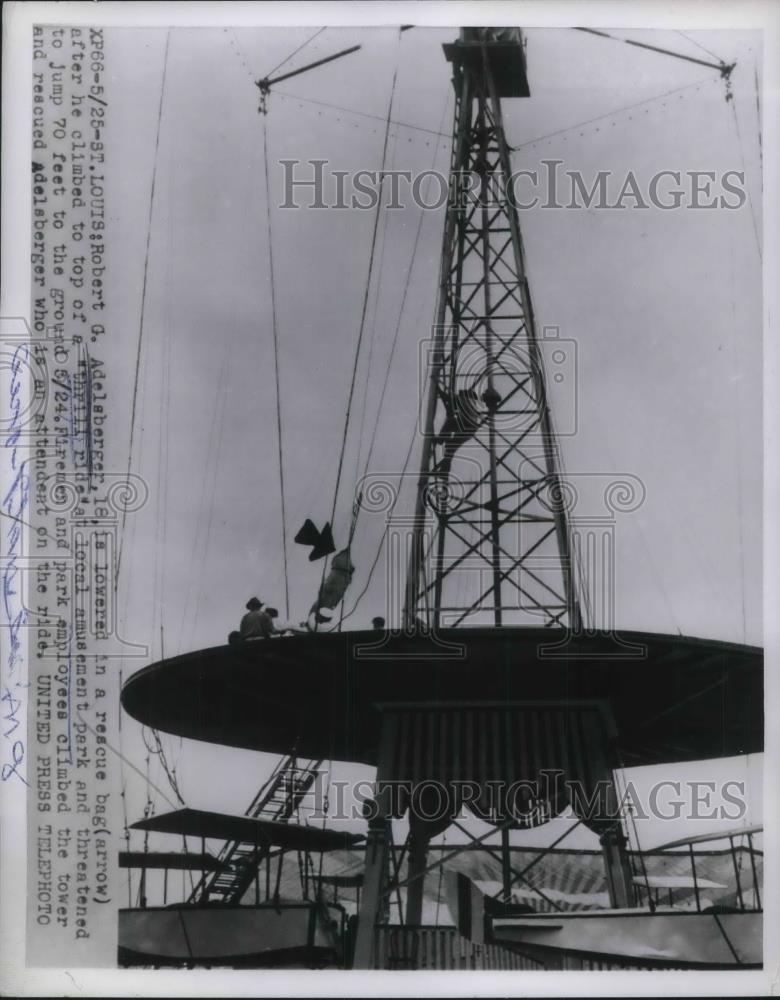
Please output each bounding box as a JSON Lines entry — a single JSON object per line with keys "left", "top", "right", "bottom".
{"left": 106, "top": 25, "right": 763, "bottom": 870}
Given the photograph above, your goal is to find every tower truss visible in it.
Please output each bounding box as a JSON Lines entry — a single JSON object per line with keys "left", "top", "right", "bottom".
{"left": 404, "top": 28, "right": 582, "bottom": 631}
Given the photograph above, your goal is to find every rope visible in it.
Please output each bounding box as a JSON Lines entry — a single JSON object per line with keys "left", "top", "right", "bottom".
{"left": 336, "top": 403, "right": 419, "bottom": 627}
{"left": 116, "top": 29, "right": 171, "bottom": 588}
{"left": 274, "top": 88, "right": 450, "bottom": 139}
{"left": 311, "top": 32, "right": 403, "bottom": 633}
{"left": 754, "top": 62, "right": 763, "bottom": 171}
{"left": 77, "top": 710, "right": 180, "bottom": 812}
{"left": 550, "top": 418, "right": 592, "bottom": 630}
{"left": 361, "top": 86, "right": 451, "bottom": 484}
{"left": 143, "top": 724, "right": 186, "bottom": 807}
{"left": 572, "top": 26, "right": 729, "bottom": 73}
{"left": 227, "top": 28, "right": 255, "bottom": 81}
{"left": 352, "top": 130, "right": 398, "bottom": 501}
{"left": 274, "top": 78, "right": 715, "bottom": 154}
{"left": 728, "top": 237, "right": 748, "bottom": 643}
{"left": 675, "top": 30, "right": 724, "bottom": 64}
{"left": 151, "top": 271, "right": 173, "bottom": 656}
{"left": 509, "top": 75, "right": 720, "bottom": 152}
{"left": 728, "top": 94, "right": 763, "bottom": 262}
{"left": 265, "top": 27, "right": 326, "bottom": 79}
{"left": 333, "top": 86, "right": 450, "bottom": 630}
{"left": 190, "top": 352, "right": 231, "bottom": 634}
{"left": 327, "top": 44, "right": 401, "bottom": 535}
{"left": 263, "top": 117, "right": 291, "bottom": 619}
{"left": 182, "top": 362, "right": 221, "bottom": 634}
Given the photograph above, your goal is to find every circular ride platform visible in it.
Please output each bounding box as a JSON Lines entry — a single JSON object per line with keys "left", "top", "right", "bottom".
{"left": 120, "top": 627, "right": 762, "bottom": 767}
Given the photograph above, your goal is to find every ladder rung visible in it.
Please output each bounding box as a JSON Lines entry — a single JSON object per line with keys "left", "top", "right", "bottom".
{"left": 188, "top": 757, "right": 324, "bottom": 905}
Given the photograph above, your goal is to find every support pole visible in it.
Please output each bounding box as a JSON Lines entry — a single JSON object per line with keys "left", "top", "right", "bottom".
{"left": 583, "top": 708, "right": 635, "bottom": 909}
{"left": 352, "top": 712, "right": 399, "bottom": 969}
{"left": 599, "top": 826, "right": 634, "bottom": 909}
{"left": 747, "top": 833, "right": 761, "bottom": 910}
{"left": 689, "top": 843, "right": 701, "bottom": 912}
{"left": 352, "top": 816, "right": 391, "bottom": 968}
{"left": 729, "top": 836, "right": 745, "bottom": 911}
{"left": 500, "top": 826, "right": 512, "bottom": 901}
{"left": 405, "top": 832, "right": 430, "bottom": 926}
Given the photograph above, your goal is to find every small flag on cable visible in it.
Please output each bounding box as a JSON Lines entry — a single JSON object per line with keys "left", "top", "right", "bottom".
{"left": 294, "top": 519, "right": 336, "bottom": 561}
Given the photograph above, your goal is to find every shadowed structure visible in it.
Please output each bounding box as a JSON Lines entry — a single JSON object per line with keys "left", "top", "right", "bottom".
{"left": 120, "top": 627, "right": 762, "bottom": 767}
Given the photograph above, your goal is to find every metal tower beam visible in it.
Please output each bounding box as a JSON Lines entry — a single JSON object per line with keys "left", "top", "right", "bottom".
{"left": 404, "top": 29, "right": 582, "bottom": 631}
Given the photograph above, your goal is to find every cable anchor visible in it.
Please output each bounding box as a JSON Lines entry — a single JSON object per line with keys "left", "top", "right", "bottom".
{"left": 720, "top": 62, "right": 736, "bottom": 102}
{"left": 255, "top": 78, "right": 271, "bottom": 115}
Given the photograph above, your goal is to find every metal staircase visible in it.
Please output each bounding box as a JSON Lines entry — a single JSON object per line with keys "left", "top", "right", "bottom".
{"left": 188, "top": 755, "right": 324, "bottom": 905}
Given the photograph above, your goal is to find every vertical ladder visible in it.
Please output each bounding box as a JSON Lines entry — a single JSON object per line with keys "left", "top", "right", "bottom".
{"left": 188, "top": 755, "right": 324, "bottom": 905}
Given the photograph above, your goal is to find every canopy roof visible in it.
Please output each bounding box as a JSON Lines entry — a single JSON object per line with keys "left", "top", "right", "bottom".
{"left": 318, "top": 873, "right": 365, "bottom": 888}
{"left": 120, "top": 627, "right": 762, "bottom": 767}
{"left": 119, "top": 850, "right": 220, "bottom": 871}
{"left": 654, "top": 824, "right": 763, "bottom": 852}
{"left": 130, "top": 808, "right": 364, "bottom": 851}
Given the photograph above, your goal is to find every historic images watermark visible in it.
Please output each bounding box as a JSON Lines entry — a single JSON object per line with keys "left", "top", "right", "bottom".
{"left": 278, "top": 159, "right": 748, "bottom": 212}
{"left": 308, "top": 774, "right": 748, "bottom": 825}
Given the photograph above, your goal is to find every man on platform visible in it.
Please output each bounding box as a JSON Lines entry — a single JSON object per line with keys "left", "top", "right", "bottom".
{"left": 239, "top": 597, "right": 277, "bottom": 639}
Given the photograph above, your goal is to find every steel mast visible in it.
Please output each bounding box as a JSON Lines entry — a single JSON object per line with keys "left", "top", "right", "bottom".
{"left": 403, "top": 28, "right": 582, "bottom": 632}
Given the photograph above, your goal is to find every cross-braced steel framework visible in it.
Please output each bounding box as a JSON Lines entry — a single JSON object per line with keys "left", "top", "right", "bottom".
{"left": 404, "top": 30, "right": 582, "bottom": 631}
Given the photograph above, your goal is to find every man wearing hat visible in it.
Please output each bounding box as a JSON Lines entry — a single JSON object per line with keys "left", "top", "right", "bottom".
{"left": 239, "top": 597, "right": 277, "bottom": 639}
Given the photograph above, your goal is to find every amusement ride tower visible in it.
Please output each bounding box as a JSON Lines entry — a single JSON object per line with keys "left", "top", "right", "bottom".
{"left": 403, "top": 27, "right": 582, "bottom": 633}
{"left": 120, "top": 26, "right": 763, "bottom": 971}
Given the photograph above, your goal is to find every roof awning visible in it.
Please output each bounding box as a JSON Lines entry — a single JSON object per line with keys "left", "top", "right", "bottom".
{"left": 318, "top": 873, "right": 364, "bottom": 888}
{"left": 130, "top": 808, "right": 364, "bottom": 852}
{"left": 653, "top": 824, "right": 763, "bottom": 852}
{"left": 119, "top": 850, "right": 219, "bottom": 871}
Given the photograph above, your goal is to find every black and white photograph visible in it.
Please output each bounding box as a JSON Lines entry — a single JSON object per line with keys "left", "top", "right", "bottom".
{"left": 1, "top": 1, "right": 777, "bottom": 995}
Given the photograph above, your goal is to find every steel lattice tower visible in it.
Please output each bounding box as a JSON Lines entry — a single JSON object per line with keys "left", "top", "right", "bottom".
{"left": 403, "top": 28, "right": 582, "bottom": 632}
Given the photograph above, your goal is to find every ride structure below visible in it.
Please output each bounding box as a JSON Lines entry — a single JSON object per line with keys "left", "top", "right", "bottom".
{"left": 120, "top": 626, "right": 762, "bottom": 970}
